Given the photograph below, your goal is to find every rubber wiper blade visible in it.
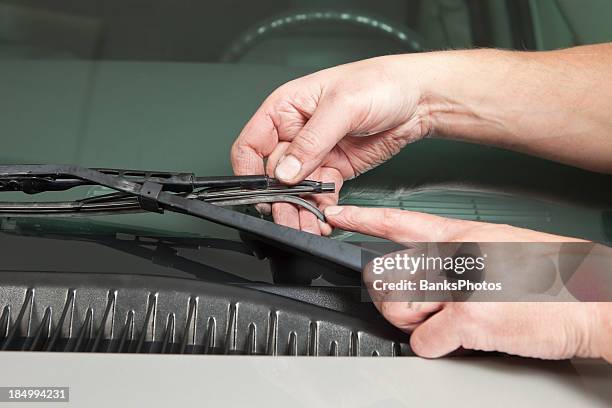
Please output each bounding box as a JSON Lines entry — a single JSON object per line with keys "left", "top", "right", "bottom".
{"left": 0, "top": 164, "right": 336, "bottom": 220}
{"left": 0, "top": 165, "right": 368, "bottom": 273}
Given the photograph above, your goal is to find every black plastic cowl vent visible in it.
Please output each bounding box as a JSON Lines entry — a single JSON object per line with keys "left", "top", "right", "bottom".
{"left": 0, "top": 273, "right": 411, "bottom": 356}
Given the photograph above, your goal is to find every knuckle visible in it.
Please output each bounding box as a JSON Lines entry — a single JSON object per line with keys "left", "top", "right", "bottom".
{"left": 262, "top": 84, "right": 296, "bottom": 114}
{"left": 293, "top": 127, "right": 323, "bottom": 157}
{"left": 381, "top": 302, "right": 408, "bottom": 327}
{"left": 380, "top": 208, "right": 404, "bottom": 236}
{"left": 271, "top": 79, "right": 310, "bottom": 106}
{"left": 230, "top": 141, "right": 263, "bottom": 175}
{"left": 339, "top": 207, "right": 356, "bottom": 225}
{"left": 338, "top": 207, "right": 364, "bottom": 231}
{"left": 230, "top": 141, "right": 251, "bottom": 162}
{"left": 436, "top": 217, "right": 462, "bottom": 242}
{"left": 230, "top": 142, "right": 246, "bottom": 163}
{"left": 230, "top": 140, "right": 243, "bottom": 157}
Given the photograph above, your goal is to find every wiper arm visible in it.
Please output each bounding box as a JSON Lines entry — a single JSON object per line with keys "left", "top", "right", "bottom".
{"left": 0, "top": 165, "right": 369, "bottom": 273}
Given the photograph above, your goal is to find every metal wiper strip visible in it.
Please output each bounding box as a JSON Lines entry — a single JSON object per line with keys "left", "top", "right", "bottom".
{"left": 0, "top": 165, "right": 367, "bottom": 273}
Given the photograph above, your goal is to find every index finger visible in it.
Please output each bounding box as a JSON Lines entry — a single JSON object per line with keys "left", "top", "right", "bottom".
{"left": 231, "top": 104, "right": 279, "bottom": 176}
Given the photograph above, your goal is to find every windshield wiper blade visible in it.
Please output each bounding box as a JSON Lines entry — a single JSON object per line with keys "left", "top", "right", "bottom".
{"left": 0, "top": 167, "right": 334, "bottom": 194}
{"left": 0, "top": 166, "right": 334, "bottom": 220}
{"left": 0, "top": 165, "right": 370, "bottom": 273}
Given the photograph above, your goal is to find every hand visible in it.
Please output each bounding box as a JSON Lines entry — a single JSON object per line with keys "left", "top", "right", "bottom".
{"left": 324, "top": 205, "right": 612, "bottom": 362}
{"left": 231, "top": 56, "right": 431, "bottom": 235}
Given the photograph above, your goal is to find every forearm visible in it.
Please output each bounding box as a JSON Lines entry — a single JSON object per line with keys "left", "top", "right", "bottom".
{"left": 404, "top": 44, "right": 612, "bottom": 173}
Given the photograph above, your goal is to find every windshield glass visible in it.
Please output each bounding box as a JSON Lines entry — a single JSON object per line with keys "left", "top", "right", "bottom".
{"left": 2, "top": 0, "right": 611, "bottom": 238}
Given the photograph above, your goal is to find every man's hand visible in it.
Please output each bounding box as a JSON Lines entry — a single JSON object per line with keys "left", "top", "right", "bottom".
{"left": 324, "top": 205, "right": 612, "bottom": 362}
{"left": 231, "top": 56, "right": 432, "bottom": 235}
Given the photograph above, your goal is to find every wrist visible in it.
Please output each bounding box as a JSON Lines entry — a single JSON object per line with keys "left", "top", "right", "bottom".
{"left": 417, "top": 49, "right": 524, "bottom": 141}
{"left": 391, "top": 49, "right": 537, "bottom": 148}
{"left": 372, "top": 50, "right": 515, "bottom": 141}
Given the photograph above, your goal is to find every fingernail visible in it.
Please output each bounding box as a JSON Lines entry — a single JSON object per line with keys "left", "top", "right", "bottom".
{"left": 275, "top": 155, "right": 302, "bottom": 182}
{"left": 324, "top": 206, "right": 343, "bottom": 217}
{"left": 255, "top": 203, "right": 272, "bottom": 216}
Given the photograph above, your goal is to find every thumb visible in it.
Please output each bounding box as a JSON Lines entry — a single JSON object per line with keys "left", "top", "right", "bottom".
{"left": 274, "top": 98, "right": 352, "bottom": 184}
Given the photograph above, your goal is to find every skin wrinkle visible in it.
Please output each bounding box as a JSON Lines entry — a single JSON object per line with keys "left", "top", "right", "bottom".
{"left": 349, "top": 89, "right": 376, "bottom": 131}
{"left": 264, "top": 112, "right": 281, "bottom": 148}
{"left": 340, "top": 137, "right": 396, "bottom": 173}
{"left": 322, "top": 149, "right": 354, "bottom": 181}
{"left": 271, "top": 102, "right": 305, "bottom": 140}
{"left": 334, "top": 143, "right": 358, "bottom": 179}
{"left": 595, "top": 304, "right": 612, "bottom": 361}
{"left": 292, "top": 89, "right": 320, "bottom": 117}
{"left": 577, "top": 303, "right": 599, "bottom": 358}
{"left": 336, "top": 116, "right": 423, "bottom": 177}
{"left": 432, "top": 88, "right": 523, "bottom": 148}
{"left": 293, "top": 126, "right": 324, "bottom": 157}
